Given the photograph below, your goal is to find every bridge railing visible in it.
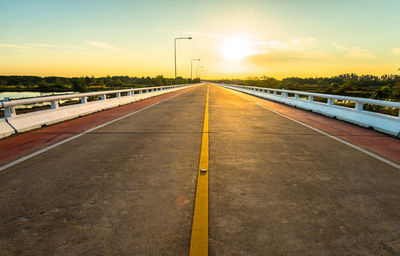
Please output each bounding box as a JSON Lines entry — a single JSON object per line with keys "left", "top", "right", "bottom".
{"left": 218, "top": 83, "right": 400, "bottom": 137}
{"left": 1, "top": 85, "right": 190, "bottom": 118}
{"left": 0, "top": 83, "right": 199, "bottom": 138}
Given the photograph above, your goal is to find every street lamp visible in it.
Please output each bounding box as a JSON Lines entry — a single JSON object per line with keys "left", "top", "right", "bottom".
{"left": 191, "top": 59, "right": 201, "bottom": 81}
{"left": 196, "top": 66, "right": 204, "bottom": 78}
{"left": 174, "top": 37, "right": 192, "bottom": 79}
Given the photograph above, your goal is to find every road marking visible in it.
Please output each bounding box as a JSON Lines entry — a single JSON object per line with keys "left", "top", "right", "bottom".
{"left": 189, "top": 85, "right": 209, "bottom": 256}
{"left": 220, "top": 85, "right": 400, "bottom": 170}
{"left": 0, "top": 87, "right": 197, "bottom": 172}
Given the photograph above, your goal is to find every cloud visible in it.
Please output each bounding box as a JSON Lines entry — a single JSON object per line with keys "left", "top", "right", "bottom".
{"left": 334, "top": 43, "right": 378, "bottom": 59}
{"left": 61, "top": 45, "right": 86, "bottom": 50}
{"left": 393, "top": 46, "right": 400, "bottom": 55}
{"left": 175, "top": 30, "right": 315, "bottom": 52}
{"left": 156, "top": 28, "right": 224, "bottom": 38}
{"left": 248, "top": 36, "right": 335, "bottom": 64}
{"left": 85, "top": 41, "right": 124, "bottom": 51}
{"left": 246, "top": 37, "right": 336, "bottom": 64}
{"left": 297, "top": 51, "right": 337, "bottom": 60}
{"left": 248, "top": 50, "right": 336, "bottom": 64}
{"left": 167, "top": 30, "right": 331, "bottom": 63}
{"left": 0, "top": 43, "right": 86, "bottom": 51}
{"left": 256, "top": 40, "right": 290, "bottom": 49}
{"left": 26, "top": 43, "right": 54, "bottom": 48}
{"left": 177, "top": 31, "right": 224, "bottom": 38}
{"left": 255, "top": 37, "right": 315, "bottom": 51}
{"left": 178, "top": 30, "right": 260, "bottom": 40}
{"left": 290, "top": 37, "right": 316, "bottom": 45}
{"left": 0, "top": 43, "right": 32, "bottom": 49}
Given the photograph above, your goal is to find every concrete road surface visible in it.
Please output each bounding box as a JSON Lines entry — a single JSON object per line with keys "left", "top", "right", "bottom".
{"left": 1, "top": 84, "right": 400, "bottom": 255}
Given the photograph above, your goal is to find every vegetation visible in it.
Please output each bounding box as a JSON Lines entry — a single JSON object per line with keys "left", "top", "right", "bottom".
{"left": 215, "top": 73, "right": 400, "bottom": 102}
{"left": 0, "top": 75, "right": 201, "bottom": 93}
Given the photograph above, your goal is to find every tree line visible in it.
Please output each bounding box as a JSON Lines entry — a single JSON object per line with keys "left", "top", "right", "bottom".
{"left": 0, "top": 75, "right": 201, "bottom": 93}
{"left": 216, "top": 73, "right": 400, "bottom": 101}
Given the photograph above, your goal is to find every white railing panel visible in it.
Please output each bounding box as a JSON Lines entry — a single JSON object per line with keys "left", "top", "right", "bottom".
{"left": 218, "top": 83, "right": 400, "bottom": 137}
{"left": 0, "top": 83, "right": 201, "bottom": 137}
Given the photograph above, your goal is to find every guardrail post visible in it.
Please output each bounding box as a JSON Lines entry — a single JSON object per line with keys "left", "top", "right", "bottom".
{"left": 327, "top": 98, "right": 334, "bottom": 105}
{"left": 267, "top": 90, "right": 271, "bottom": 94}
{"left": 295, "top": 94, "right": 299, "bottom": 99}
{"left": 283, "top": 92, "right": 288, "bottom": 97}
{"left": 101, "top": 94, "right": 106, "bottom": 100}
{"left": 308, "top": 96, "right": 314, "bottom": 102}
{"left": 273, "top": 91, "right": 277, "bottom": 95}
{"left": 80, "top": 97, "right": 87, "bottom": 104}
{"left": 116, "top": 92, "right": 121, "bottom": 98}
{"left": 4, "top": 107, "right": 16, "bottom": 118}
{"left": 355, "top": 102, "right": 363, "bottom": 111}
{"left": 50, "top": 100, "right": 59, "bottom": 109}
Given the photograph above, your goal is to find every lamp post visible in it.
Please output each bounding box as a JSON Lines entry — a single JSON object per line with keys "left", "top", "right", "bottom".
{"left": 174, "top": 37, "right": 192, "bottom": 79}
{"left": 191, "top": 59, "right": 201, "bottom": 81}
{"left": 196, "top": 66, "right": 204, "bottom": 78}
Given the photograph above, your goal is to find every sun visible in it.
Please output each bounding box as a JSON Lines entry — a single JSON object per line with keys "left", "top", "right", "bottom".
{"left": 220, "top": 36, "right": 254, "bottom": 61}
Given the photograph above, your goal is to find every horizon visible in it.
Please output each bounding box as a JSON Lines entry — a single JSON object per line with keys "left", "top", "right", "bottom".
{"left": 1, "top": 72, "right": 400, "bottom": 81}
{"left": 1, "top": 0, "right": 400, "bottom": 79}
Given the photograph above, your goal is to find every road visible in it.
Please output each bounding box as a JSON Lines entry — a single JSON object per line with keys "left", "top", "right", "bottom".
{"left": 1, "top": 84, "right": 400, "bottom": 255}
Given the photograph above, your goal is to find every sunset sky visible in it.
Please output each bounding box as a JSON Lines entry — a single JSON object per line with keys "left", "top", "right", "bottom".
{"left": 1, "top": 0, "right": 400, "bottom": 79}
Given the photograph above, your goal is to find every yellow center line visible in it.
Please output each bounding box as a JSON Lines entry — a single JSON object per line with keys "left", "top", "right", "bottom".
{"left": 189, "top": 84, "right": 209, "bottom": 256}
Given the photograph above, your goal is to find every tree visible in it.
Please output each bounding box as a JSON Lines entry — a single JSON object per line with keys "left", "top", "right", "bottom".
{"left": 114, "top": 78, "right": 123, "bottom": 86}
{"left": 55, "top": 78, "right": 63, "bottom": 86}
{"left": 391, "top": 83, "right": 400, "bottom": 99}
{"left": 330, "top": 82, "right": 340, "bottom": 88}
{"left": 90, "top": 75, "right": 96, "bottom": 85}
{"left": 72, "top": 78, "right": 87, "bottom": 92}
{"left": 38, "top": 80, "right": 50, "bottom": 91}
{"left": 175, "top": 76, "right": 185, "bottom": 84}
{"left": 105, "top": 75, "right": 112, "bottom": 86}
{"left": 154, "top": 75, "right": 166, "bottom": 86}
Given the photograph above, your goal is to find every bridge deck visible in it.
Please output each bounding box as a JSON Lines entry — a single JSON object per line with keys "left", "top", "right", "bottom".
{"left": 1, "top": 84, "right": 400, "bottom": 255}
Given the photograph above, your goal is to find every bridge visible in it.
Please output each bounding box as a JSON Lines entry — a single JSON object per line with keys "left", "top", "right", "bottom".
{"left": 1, "top": 83, "right": 400, "bottom": 255}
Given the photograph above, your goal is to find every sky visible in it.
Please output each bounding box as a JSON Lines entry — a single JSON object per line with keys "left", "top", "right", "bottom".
{"left": 0, "top": 0, "right": 400, "bottom": 79}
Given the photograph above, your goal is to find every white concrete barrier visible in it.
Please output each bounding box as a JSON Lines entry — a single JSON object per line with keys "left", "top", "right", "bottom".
{"left": 0, "top": 119, "right": 15, "bottom": 138}
{"left": 218, "top": 83, "right": 400, "bottom": 137}
{"left": 0, "top": 83, "right": 200, "bottom": 138}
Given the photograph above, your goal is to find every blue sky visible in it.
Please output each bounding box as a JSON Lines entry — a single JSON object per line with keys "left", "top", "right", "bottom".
{"left": 1, "top": 0, "right": 399, "bottom": 78}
